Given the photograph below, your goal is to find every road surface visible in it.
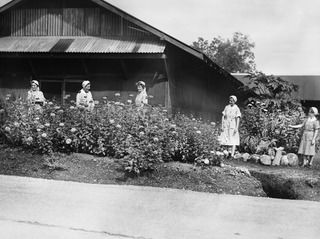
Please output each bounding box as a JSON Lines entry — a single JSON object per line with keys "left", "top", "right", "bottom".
{"left": 0, "top": 175, "right": 319, "bottom": 239}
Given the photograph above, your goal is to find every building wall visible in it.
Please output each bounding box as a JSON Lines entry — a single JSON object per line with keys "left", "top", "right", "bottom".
{"left": 0, "top": 57, "right": 166, "bottom": 105}
{"left": 166, "top": 45, "right": 241, "bottom": 121}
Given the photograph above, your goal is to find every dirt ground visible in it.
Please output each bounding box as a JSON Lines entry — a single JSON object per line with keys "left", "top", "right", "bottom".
{"left": 227, "top": 159, "right": 320, "bottom": 201}
{"left": 0, "top": 144, "right": 265, "bottom": 197}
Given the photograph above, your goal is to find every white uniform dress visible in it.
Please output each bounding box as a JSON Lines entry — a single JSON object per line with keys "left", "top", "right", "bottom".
{"left": 135, "top": 89, "right": 148, "bottom": 107}
{"left": 27, "top": 90, "right": 46, "bottom": 110}
{"left": 76, "top": 89, "right": 95, "bottom": 111}
{"left": 220, "top": 104, "right": 241, "bottom": 146}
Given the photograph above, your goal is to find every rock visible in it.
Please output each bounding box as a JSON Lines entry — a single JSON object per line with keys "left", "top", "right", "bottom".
{"left": 267, "top": 148, "right": 276, "bottom": 160}
{"left": 287, "top": 153, "right": 299, "bottom": 166}
{"left": 260, "top": 155, "right": 272, "bottom": 166}
{"left": 249, "top": 154, "right": 260, "bottom": 163}
{"left": 272, "top": 147, "right": 284, "bottom": 166}
{"left": 281, "top": 155, "right": 289, "bottom": 166}
{"left": 234, "top": 153, "right": 243, "bottom": 160}
{"left": 242, "top": 153, "right": 250, "bottom": 162}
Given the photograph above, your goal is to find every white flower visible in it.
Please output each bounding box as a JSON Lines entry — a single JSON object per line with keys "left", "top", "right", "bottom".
{"left": 153, "top": 137, "right": 159, "bottom": 142}
{"left": 210, "top": 151, "right": 215, "bottom": 154}
{"left": 223, "top": 150, "right": 229, "bottom": 156}
{"left": 45, "top": 123, "right": 50, "bottom": 127}
{"left": 193, "top": 127, "right": 198, "bottom": 130}
{"left": 27, "top": 136, "right": 33, "bottom": 142}
{"left": 215, "top": 151, "right": 224, "bottom": 157}
{"left": 129, "top": 94, "right": 134, "bottom": 97}
{"left": 162, "top": 109, "right": 168, "bottom": 113}
{"left": 59, "top": 123, "right": 65, "bottom": 127}
{"left": 116, "top": 124, "right": 122, "bottom": 129}
{"left": 109, "top": 119, "right": 115, "bottom": 124}
{"left": 70, "top": 128, "right": 77, "bottom": 133}
{"left": 210, "top": 122, "right": 216, "bottom": 127}
{"left": 13, "top": 122, "right": 20, "bottom": 127}
{"left": 247, "top": 104, "right": 253, "bottom": 107}
{"left": 115, "top": 102, "right": 121, "bottom": 105}
{"left": 196, "top": 130, "right": 201, "bottom": 134}
{"left": 203, "top": 159, "right": 210, "bottom": 165}
{"left": 192, "top": 118, "right": 196, "bottom": 121}
{"left": 70, "top": 106, "right": 75, "bottom": 110}
{"left": 54, "top": 106, "right": 60, "bottom": 110}
{"left": 139, "top": 131, "right": 145, "bottom": 136}
{"left": 58, "top": 109, "right": 64, "bottom": 114}
{"left": 171, "top": 131, "right": 177, "bottom": 135}
{"left": 41, "top": 133, "right": 47, "bottom": 138}
{"left": 154, "top": 126, "right": 159, "bottom": 129}
{"left": 65, "top": 138, "right": 72, "bottom": 144}
{"left": 127, "top": 100, "right": 132, "bottom": 104}
{"left": 4, "top": 126, "right": 10, "bottom": 132}
{"left": 94, "top": 100, "right": 99, "bottom": 105}
{"left": 50, "top": 113, "right": 56, "bottom": 117}
{"left": 170, "top": 124, "right": 176, "bottom": 128}
{"left": 263, "top": 109, "right": 268, "bottom": 112}
{"left": 36, "top": 128, "right": 41, "bottom": 132}
{"left": 115, "top": 93, "right": 121, "bottom": 97}
{"left": 102, "top": 96, "right": 107, "bottom": 100}
{"left": 35, "top": 117, "right": 40, "bottom": 121}
{"left": 48, "top": 102, "right": 54, "bottom": 105}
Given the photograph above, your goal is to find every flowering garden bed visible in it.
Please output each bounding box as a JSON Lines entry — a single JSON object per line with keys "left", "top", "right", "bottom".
{"left": 0, "top": 94, "right": 221, "bottom": 175}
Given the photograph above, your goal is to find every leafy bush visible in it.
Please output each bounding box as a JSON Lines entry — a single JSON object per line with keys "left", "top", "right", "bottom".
{"left": 0, "top": 95, "right": 220, "bottom": 175}
{"left": 239, "top": 73, "right": 305, "bottom": 153}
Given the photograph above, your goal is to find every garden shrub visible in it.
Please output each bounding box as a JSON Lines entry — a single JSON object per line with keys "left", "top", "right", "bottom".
{"left": 0, "top": 94, "right": 220, "bottom": 175}
{"left": 239, "top": 73, "right": 305, "bottom": 153}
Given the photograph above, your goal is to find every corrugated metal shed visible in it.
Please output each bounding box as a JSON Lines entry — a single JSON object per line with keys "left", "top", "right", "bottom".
{"left": 0, "top": 36, "right": 166, "bottom": 53}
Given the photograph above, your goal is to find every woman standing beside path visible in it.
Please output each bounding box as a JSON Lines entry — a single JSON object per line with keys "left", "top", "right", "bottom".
{"left": 220, "top": 95, "right": 241, "bottom": 157}
{"left": 289, "top": 107, "right": 320, "bottom": 167}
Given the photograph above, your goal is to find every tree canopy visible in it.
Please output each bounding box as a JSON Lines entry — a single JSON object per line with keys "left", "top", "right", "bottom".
{"left": 191, "top": 32, "right": 256, "bottom": 73}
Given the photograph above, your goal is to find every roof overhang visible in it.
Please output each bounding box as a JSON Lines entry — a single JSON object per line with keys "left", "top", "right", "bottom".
{"left": 0, "top": 36, "right": 166, "bottom": 54}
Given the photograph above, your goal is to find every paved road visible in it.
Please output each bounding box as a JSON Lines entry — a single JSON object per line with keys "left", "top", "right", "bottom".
{"left": 0, "top": 175, "right": 319, "bottom": 239}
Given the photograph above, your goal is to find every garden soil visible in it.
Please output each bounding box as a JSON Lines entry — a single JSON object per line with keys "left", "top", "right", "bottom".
{"left": 228, "top": 159, "right": 320, "bottom": 201}
{"left": 0, "top": 144, "right": 265, "bottom": 197}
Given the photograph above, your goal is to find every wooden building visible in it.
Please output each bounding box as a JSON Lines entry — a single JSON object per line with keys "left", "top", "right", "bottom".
{"left": 0, "top": 0, "right": 241, "bottom": 120}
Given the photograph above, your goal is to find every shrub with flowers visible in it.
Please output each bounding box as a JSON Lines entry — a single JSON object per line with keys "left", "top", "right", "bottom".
{"left": 239, "top": 73, "right": 305, "bottom": 153}
{"left": 0, "top": 95, "right": 220, "bottom": 175}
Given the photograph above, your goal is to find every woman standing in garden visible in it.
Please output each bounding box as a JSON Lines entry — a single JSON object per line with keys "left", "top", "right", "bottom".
{"left": 76, "top": 81, "right": 95, "bottom": 111}
{"left": 27, "top": 80, "right": 46, "bottom": 109}
{"left": 220, "top": 95, "right": 241, "bottom": 157}
{"left": 289, "top": 107, "right": 320, "bottom": 167}
{"left": 135, "top": 81, "right": 148, "bottom": 107}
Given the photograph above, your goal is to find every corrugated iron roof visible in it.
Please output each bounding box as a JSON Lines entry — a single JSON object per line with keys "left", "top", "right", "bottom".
{"left": 0, "top": 36, "right": 166, "bottom": 54}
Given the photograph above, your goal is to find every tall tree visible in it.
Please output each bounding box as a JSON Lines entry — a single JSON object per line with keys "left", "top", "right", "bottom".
{"left": 191, "top": 32, "right": 256, "bottom": 73}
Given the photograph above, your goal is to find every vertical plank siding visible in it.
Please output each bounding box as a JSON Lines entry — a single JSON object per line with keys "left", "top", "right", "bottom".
{"left": 0, "top": 7, "right": 152, "bottom": 38}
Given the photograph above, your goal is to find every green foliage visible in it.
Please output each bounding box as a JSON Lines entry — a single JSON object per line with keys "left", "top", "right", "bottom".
{"left": 0, "top": 95, "right": 220, "bottom": 175}
{"left": 191, "top": 32, "right": 256, "bottom": 73}
{"left": 239, "top": 73, "right": 305, "bottom": 153}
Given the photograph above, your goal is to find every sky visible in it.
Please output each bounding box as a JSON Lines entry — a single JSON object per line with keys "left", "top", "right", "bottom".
{"left": 107, "top": 0, "right": 320, "bottom": 75}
